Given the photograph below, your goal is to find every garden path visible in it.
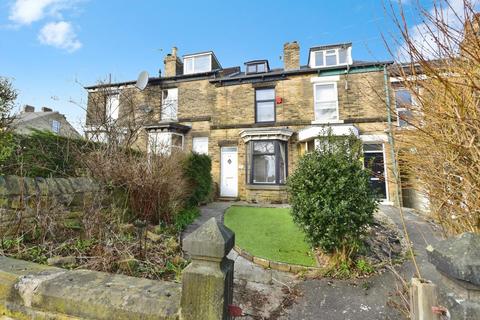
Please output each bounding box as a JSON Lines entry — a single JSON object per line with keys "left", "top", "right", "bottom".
{"left": 182, "top": 203, "right": 444, "bottom": 319}
{"left": 280, "top": 205, "right": 445, "bottom": 320}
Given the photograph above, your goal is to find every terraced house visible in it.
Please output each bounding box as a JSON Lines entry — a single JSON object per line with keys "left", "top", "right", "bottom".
{"left": 85, "top": 41, "right": 400, "bottom": 205}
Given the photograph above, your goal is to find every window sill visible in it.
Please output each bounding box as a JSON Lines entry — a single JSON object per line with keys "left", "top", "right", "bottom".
{"left": 246, "top": 184, "right": 287, "bottom": 191}
{"left": 311, "top": 119, "right": 344, "bottom": 125}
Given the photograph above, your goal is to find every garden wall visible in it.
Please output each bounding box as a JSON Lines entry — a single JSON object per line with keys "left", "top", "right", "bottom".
{"left": 0, "top": 175, "right": 100, "bottom": 233}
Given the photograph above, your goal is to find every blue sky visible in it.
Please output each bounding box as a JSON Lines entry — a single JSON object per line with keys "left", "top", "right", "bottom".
{"left": 0, "top": 0, "right": 432, "bottom": 132}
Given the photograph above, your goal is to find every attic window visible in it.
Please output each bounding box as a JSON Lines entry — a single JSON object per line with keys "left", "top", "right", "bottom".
{"left": 310, "top": 46, "right": 352, "bottom": 68}
{"left": 184, "top": 53, "right": 212, "bottom": 74}
{"left": 246, "top": 61, "right": 268, "bottom": 74}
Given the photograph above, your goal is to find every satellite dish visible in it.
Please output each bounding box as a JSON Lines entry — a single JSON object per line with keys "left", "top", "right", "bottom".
{"left": 135, "top": 71, "right": 149, "bottom": 90}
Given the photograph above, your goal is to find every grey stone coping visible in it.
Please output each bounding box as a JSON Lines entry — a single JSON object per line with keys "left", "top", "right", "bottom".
{"left": 233, "top": 245, "right": 319, "bottom": 274}
{"left": 0, "top": 256, "right": 180, "bottom": 320}
{"left": 426, "top": 232, "right": 480, "bottom": 286}
{"left": 183, "top": 217, "right": 235, "bottom": 259}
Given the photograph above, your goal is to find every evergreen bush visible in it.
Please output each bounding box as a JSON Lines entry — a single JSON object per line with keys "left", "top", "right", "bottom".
{"left": 287, "top": 132, "right": 378, "bottom": 257}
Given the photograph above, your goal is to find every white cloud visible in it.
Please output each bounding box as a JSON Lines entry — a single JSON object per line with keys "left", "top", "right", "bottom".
{"left": 8, "top": 0, "right": 64, "bottom": 25}
{"left": 395, "top": 0, "right": 472, "bottom": 61}
{"left": 38, "top": 21, "right": 82, "bottom": 52}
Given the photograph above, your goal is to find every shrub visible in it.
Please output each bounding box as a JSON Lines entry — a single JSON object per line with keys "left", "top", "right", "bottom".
{"left": 287, "top": 132, "right": 378, "bottom": 257}
{"left": 183, "top": 153, "right": 213, "bottom": 206}
{"left": 174, "top": 207, "right": 200, "bottom": 231}
{"left": 0, "top": 130, "right": 94, "bottom": 177}
{"left": 83, "top": 150, "right": 190, "bottom": 225}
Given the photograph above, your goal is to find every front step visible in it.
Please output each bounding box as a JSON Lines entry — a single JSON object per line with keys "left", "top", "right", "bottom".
{"left": 217, "top": 197, "right": 239, "bottom": 202}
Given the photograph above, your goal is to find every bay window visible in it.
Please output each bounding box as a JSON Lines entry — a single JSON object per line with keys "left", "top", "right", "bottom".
{"left": 247, "top": 140, "right": 287, "bottom": 184}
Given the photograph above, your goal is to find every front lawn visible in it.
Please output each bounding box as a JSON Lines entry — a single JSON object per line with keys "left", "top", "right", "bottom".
{"left": 224, "top": 206, "right": 316, "bottom": 267}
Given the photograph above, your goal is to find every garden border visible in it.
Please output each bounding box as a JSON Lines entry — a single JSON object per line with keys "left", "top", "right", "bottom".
{"left": 233, "top": 245, "right": 320, "bottom": 274}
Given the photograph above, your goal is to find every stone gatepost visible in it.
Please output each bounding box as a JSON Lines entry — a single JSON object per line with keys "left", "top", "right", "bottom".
{"left": 427, "top": 232, "right": 480, "bottom": 319}
{"left": 181, "top": 217, "right": 235, "bottom": 320}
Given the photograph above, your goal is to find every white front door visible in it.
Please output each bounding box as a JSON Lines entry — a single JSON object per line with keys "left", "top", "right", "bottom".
{"left": 220, "top": 147, "right": 238, "bottom": 197}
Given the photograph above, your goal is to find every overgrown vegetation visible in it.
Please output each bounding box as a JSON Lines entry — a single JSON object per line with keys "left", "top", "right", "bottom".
{"left": 389, "top": 0, "right": 480, "bottom": 235}
{"left": 0, "top": 130, "right": 94, "bottom": 177}
{"left": 0, "top": 76, "right": 17, "bottom": 165}
{"left": 0, "top": 194, "right": 187, "bottom": 281}
{"left": 287, "top": 131, "right": 379, "bottom": 270}
{"left": 0, "top": 78, "right": 212, "bottom": 280}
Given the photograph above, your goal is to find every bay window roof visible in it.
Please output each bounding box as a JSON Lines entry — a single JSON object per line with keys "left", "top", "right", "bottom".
{"left": 183, "top": 51, "right": 222, "bottom": 75}
{"left": 308, "top": 43, "right": 353, "bottom": 69}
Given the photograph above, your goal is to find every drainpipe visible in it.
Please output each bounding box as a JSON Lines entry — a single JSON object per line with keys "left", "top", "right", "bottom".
{"left": 383, "top": 64, "right": 421, "bottom": 278}
{"left": 383, "top": 64, "right": 401, "bottom": 207}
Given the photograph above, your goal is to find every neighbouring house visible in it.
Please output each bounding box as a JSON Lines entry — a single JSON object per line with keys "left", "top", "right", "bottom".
{"left": 85, "top": 41, "right": 402, "bottom": 205}
{"left": 13, "top": 105, "right": 80, "bottom": 138}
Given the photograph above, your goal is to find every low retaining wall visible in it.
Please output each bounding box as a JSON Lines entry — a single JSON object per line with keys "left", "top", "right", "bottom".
{"left": 0, "top": 256, "right": 181, "bottom": 320}
{"left": 0, "top": 175, "right": 100, "bottom": 234}
{"left": 233, "top": 245, "right": 319, "bottom": 274}
{"left": 0, "top": 217, "right": 235, "bottom": 320}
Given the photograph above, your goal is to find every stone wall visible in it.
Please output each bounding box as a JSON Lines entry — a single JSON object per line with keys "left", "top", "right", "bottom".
{"left": 0, "top": 217, "right": 235, "bottom": 320}
{"left": 0, "top": 256, "right": 181, "bottom": 320}
{"left": 0, "top": 175, "right": 100, "bottom": 234}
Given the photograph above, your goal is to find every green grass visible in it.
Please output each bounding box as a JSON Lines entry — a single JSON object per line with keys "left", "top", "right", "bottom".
{"left": 224, "top": 206, "right": 316, "bottom": 267}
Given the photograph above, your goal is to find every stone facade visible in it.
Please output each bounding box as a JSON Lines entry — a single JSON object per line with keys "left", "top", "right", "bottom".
{"left": 85, "top": 43, "right": 400, "bottom": 205}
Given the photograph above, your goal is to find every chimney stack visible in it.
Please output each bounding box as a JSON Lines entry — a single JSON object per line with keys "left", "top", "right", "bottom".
{"left": 164, "top": 46, "right": 183, "bottom": 77}
{"left": 23, "top": 105, "right": 35, "bottom": 113}
{"left": 283, "top": 41, "right": 300, "bottom": 71}
{"left": 41, "top": 107, "right": 53, "bottom": 112}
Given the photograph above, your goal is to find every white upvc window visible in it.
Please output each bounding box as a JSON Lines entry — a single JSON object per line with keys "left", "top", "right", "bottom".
{"left": 192, "top": 136, "right": 209, "bottom": 155}
{"left": 310, "top": 47, "right": 352, "bottom": 68}
{"left": 161, "top": 88, "right": 178, "bottom": 121}
{"left": 51, "top": 120, "right": 61, "bottom": 134}
{"left": 313, "top": 82, "right": 339, "bottom": 122}
{"left": 183, "top": 53, "right": 212, "bottom": 74}
{"left": 148, "top": 131, "right": 184, "bottom": 155}
{"left": 106, "top": 92, "right": 120, "bottom": 121}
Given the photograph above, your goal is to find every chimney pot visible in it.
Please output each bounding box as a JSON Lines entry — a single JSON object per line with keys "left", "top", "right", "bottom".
{"left": 172, "top": 46, "right": 178, "bottom": 57}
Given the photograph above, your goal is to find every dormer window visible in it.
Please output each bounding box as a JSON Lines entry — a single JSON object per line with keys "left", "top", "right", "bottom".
{"left": 183, "top": 51, "right": 221, "bottom": 75}
{"left": 245, "top": 60, "right": 269, "bottom": 74}
{"left": 309, "top": 44, "right": 352, "bottom": 68}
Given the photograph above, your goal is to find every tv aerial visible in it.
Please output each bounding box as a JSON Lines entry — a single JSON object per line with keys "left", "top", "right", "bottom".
{"left": 135, "top": 71, "right": 149, "bottom": 90}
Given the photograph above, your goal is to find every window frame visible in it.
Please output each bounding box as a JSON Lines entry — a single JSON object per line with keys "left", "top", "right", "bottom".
{"left": 247, "top": 140, "right": 287, "bottom": 185}
{"left": 254, "top": 87, "right": 276, "bottom": 123}
{"left": 51, "top": 120, "right": 61, "bottom": 134}
{"left": 313, "top": 82, "right": 339, "bottom": 122}
{"left": 106, "top": 92, "right": 120, "bottom": 121}
{"left": 394, "top": 88, "right": 415, "bottom": 127}
{"left": 161, "top": 88, "right": 178, "bottom": 121}
{"left": 310, "top": 47, "right": 351, "bottom": 68}
{"left": 183, "top": 53, "right": 212, "bottom": 74}
{"left": 246, "top": 62, "right": 267, "bottom": 74}
{"left": 192, "top": 136, "right": 209, "bottom": 155}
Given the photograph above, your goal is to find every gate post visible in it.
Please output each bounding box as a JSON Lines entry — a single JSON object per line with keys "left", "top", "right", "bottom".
{"left": 180, "top": 218, "right": 235, "bottom": 320}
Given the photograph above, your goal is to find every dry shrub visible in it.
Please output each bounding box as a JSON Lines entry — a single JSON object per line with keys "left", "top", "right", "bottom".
{"left": 389, "top": 0, "right": 480, "bottom": 235}
{"left": 83, "top": 149, "right": 190, "bottom": 224}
